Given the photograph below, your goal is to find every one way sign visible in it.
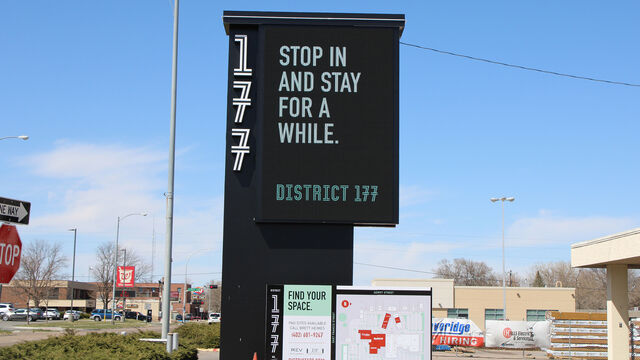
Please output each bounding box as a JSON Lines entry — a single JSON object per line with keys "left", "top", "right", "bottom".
{"left": 0, "top": 197, "right": 31, "bottom": 225}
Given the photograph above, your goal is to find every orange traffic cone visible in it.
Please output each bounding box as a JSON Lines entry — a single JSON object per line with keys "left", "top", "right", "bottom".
{"left": 252, "top": 352, "right": 257, "bottom": 360}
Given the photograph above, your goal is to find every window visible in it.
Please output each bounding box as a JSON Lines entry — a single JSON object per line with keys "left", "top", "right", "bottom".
{"left": 115, "top": 290, "right": 136, "bottom": 298}
{"left": 137, "top": 288, "right": 155, "bottom": 297}
{"left": 447, "top": 309, "right": 469, "bottom": 319}
{"left": 527, "top": 309, "right": 556, "bottom": 321}
{"left": 485, "top": 308, "right": 504, "bottom": 320}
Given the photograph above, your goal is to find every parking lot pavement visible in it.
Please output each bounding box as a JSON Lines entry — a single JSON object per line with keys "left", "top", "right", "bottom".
{"left": 195, "top": 349, "right": 546, "bottom": 360}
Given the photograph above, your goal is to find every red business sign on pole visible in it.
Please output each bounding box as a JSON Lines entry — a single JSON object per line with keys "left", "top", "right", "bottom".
{"left": 116, "top": 266, "right": 135, "bottom": 287}
{"left": 0, "top": 225, "right": 22, "bottom": 284}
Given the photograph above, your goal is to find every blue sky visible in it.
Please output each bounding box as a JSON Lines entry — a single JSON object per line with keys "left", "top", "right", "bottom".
{"left": 1, "top": 1, "right": 639, "bottom": 287}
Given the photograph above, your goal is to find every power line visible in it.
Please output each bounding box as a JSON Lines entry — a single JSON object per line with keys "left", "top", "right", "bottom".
{"left": 354, "top": 261, "right": 438, "bottom": 275}
{"left": 400, "top": 41, "right": 640, "bottom": 88}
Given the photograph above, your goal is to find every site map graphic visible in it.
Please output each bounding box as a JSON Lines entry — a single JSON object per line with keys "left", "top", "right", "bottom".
{"left": 335, "top": 292, "right": 431, "bottom": 360}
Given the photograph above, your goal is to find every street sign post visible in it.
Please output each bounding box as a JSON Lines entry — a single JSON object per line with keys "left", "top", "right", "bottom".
{"left": 0, "top": 197, "right": 31, "bottom": 225}
{"left": 0, "top": 225, "right": 22, "bottom": 284}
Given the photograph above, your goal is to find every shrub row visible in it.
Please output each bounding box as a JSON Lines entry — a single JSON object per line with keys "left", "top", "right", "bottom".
{"left": 0, "top": 323, "right": 220, "bottom": 360}
{"left": 174, "top": 322, "right": 220, "bottom": 349}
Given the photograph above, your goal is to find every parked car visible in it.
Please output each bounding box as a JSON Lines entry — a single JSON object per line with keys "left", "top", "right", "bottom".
{"left": 175, "top": 314, "right": 182, "bottom": 321}
{"left": 63, "top": 310, "right": 81, "bottom": 321}
{"left": 1, "top": 309, "right": 15, "bottom": 321}
{"left": 124, "top": 311, "right": 147, "bottom": 321}
{"left": 29, "top": 308, "right": 45, "bottom": 320}
{"left": 45, "top": 309, "right": 61, "bottom": 320}
{"left": 208, "top": 312, "right": 221, "bottom": 324}
{"left": 184, "top": 313, "right": 192, "bottom": 321}
{"left": 7, "top": 309, "right": 39, "bottom": 322}
{"left": 0, "top": 303, "right": 14, "bottom": 316}
{"left": 91, "top": 309, "right": 122, "bottom": 321}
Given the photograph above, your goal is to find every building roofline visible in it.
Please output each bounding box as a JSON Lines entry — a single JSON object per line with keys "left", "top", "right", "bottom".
{"left": 571, "top": 227, "right": 640, "bottom": 249}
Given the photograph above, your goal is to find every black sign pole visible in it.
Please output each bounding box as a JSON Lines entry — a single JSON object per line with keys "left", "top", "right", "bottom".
{"left": 220, "top": 12, "right": 404, "bottom": 360}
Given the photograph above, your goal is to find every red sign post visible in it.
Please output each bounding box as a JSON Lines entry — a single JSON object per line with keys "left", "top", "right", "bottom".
{"left": 0, "top": 225, "right": 22, "bottom": 284}
{"left": 116, "top": 266, "right": 135, "bottom": 287}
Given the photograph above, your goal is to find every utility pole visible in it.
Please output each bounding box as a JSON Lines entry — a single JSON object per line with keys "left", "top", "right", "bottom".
{"left": 491, "top": 196, "right": 515, "bottom": 320}
{"left": 121, "top": 249, "right": 127, "bottom": 315}
{"left": 162, "top": 0, "right": 179, "bottom": 344}
{"left": 68, "top": 228, "right": 77, "bottom": 319}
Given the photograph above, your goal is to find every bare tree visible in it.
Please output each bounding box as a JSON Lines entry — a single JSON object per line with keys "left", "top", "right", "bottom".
{"left": 91, "top": 241, "right": 151, "bottom": 309}
{"left": 434, "top": 258, "right": 499, "bottom": 286}
{"left": 507, "top": 270, "right": 523, "bottom": 287}
{"left": 525, "top": 261, "right": 640, "bottom": 310}
{"left": 527, "top": 261, "right": 578, "bottom": 288}
{"left": 532, "top": 271, "right": 545, "bottom": 287}
{"left": 576, "top": 268, "right": 606, "bottom": 310}
{"left": 13, "top": 240, "right": 67, "bottom": 320}
{"left": 92, "top": 242, "right": 115, "bottom": 309}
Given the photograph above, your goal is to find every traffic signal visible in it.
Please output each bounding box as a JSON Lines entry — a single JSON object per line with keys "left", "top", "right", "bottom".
{"left": 209, "top": 284, "right": 218, "bottom": 289}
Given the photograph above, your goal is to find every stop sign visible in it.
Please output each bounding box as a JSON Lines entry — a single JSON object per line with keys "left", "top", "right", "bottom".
{"left": 0, "top": 225, "right": 22, "bottom": 284}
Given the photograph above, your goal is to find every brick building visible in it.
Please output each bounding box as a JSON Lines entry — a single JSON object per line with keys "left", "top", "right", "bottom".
{"left": 0, "top": 280, "right": 195, "bottom": 321}
{"left": 0, "top": 280, "right": 96, "bottom": 311}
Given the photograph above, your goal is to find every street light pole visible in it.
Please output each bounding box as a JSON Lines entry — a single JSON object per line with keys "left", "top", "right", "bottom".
{"left": 162, "top": 0, "right": 179, "bottom": 343}
{"left": 111, "top": 212, "right": 147, "bottom": 324}
{"left": 490, "top": 196, "right": 515, "bottom": 321}
{"left": 182, "top": 249, "right": 213, "bottom": 322}
{"left": 121, "top": 249, "right": 127, "bottom": 317}
{"left": 182, "top": 253, "right": 196, "bottom": 323}
{"left": 151, "top": 214, "right": 155, "bottom": 283}
{"left": 68, "top": 228, "right": 77, "bottom": 319}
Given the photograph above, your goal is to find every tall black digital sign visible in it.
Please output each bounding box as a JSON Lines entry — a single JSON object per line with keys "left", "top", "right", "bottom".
{"left": 221, "top": 11, "right": 404, "bottom": 360}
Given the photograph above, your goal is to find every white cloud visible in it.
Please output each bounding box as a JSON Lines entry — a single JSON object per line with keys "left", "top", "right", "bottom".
{"left": 22, "top": 142, "right": 166, "bottom": 235}
{"left": 15, "top": 142, "right": 224, "bottom": 285}
{"left": 399, "top": 185, "right": 435, "bottom": 208}
{"left": 353, "top": 239, "right": 463, "bottom": 285}
{"left": 507, "top": 210, "right": 638, "bottom": 247}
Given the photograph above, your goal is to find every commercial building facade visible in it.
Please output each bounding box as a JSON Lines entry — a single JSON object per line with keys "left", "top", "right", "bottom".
{"left": 571, "top": 227, "right": 640, "bottom": 359}
{"left": 0, "top": 280, "right": 195, "bottom": 320}
{"left": 0, "top": 280, "right": 96, "bottom": 311}
{"left": 372, "top": 278, "right": 575, "bottom": 330}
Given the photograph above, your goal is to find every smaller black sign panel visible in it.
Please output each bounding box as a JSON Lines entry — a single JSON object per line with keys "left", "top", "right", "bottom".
{"left": 266, "top": 285, "right": 284, "bottom": 360}
{"left": 257, "top": 26, "right": 399, "bottom": 225}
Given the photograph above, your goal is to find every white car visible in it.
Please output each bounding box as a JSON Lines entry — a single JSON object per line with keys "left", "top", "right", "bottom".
{"left": 45, "top": 309, "right": 61, "bottom": 320}
{"left": 208, "top": 312, "right": 220, "bottom": 324}
{"left": 1, "top": 308, "right": 15, "bottom": 321}
{"left": 63, "top": 310, "right": 80, "bottom": 321}
{"left": 0, "top": 303, "right": 14, "bottom": 316}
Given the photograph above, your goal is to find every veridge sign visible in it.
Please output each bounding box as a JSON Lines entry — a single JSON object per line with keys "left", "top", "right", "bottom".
{"left": 0, "top": 225, "right": 22, "bottom": 284}
{"left": 0, "top": 196, "right": 31, "bottom": 225}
